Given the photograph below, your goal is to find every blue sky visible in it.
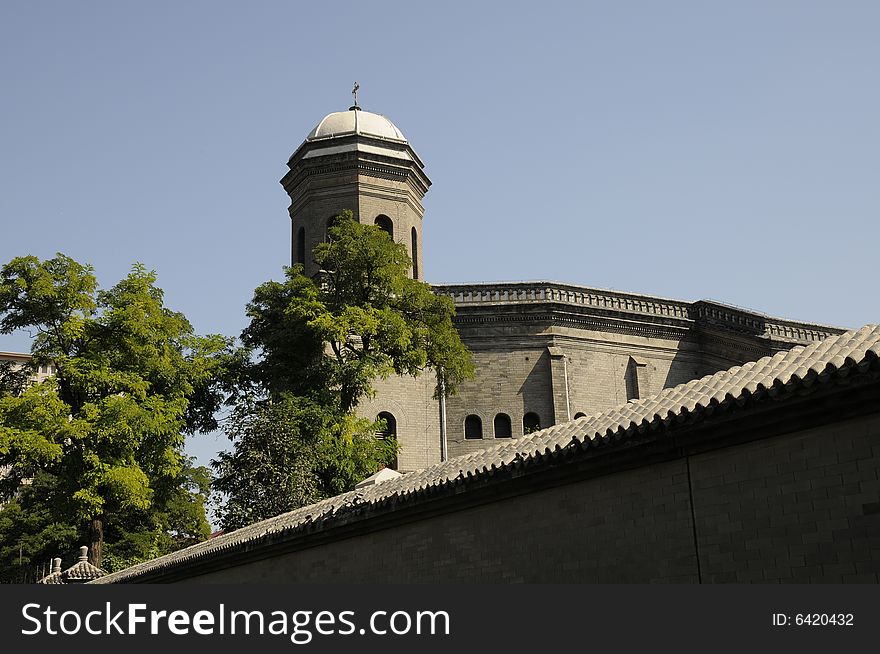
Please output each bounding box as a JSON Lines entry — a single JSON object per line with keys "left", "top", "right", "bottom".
{"left": 2, "top": 1, "right": 878, "bottom": 474}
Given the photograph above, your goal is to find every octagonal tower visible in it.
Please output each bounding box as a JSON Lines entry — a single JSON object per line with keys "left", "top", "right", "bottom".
{"left": 281, "top": 105, "right": 431, "bottom": 279}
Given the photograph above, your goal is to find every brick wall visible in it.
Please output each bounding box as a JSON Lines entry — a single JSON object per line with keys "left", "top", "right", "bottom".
{"left": 181, "top": 412, "right": 880, "bottom": 583}
{"left": 691, "top": 413, "right": 880, "bottom": 582}
{"left": 443, "top": 327, "right": 707, "bottom": 459}
{"left": 360, "top": 373, "right": 441, "bottom": 471}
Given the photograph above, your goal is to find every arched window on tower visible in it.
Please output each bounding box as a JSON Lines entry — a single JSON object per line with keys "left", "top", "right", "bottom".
{"left": 523, "top": 412, "right": 541, "bottom": 434}
{"left": 374, "top": 215, "right": 393, "bottom": 239}
{"left": 464, "top": 415, "right": 483, "bottom": 440}
{"left": 411, "top": 227, "right": 419, "bottom": 279}
{"left": 296, "top": 227, "right": 306, "bottom": 265}
{"left": 493, "top": 413, "right": 512, "bottom": 438}
{"left": 376, "top": 411, "right": 398, "bottom": 470}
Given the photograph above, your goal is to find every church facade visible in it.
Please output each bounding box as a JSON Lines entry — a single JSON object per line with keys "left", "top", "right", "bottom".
{"left": 281, "top": 104, "right": 842, "bottom": 472}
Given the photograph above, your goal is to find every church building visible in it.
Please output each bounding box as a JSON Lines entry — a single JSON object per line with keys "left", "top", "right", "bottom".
{"left": 94, "top": 102, "right": 880, "bottom": 584}
{"left": 280, "top": 102, "right": 842, "bottom": 471}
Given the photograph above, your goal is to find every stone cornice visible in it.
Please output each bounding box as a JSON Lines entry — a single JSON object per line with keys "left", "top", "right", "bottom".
{"left": 434, "top": 281, "right": 844, "bottom": 345}
{"left": 282, "top": 135, "right": 431, "bottom": 197}
{"left": 451, "top": 305, "right": 694, "bottom": 342}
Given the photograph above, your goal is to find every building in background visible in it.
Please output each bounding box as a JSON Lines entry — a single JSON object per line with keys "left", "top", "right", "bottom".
{"left": 281, "top": 103, "right": 843, "bottom": 471}
{"left": 88, "top": 102, "right": 880, "bottom": 584}
{"left": 0, "top": 351, "right": 56, "bottom": 385}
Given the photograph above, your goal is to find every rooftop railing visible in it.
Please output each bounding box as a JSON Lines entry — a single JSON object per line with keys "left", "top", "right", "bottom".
{"left": 433, "top": 281, "right": 842, "bottom": 343}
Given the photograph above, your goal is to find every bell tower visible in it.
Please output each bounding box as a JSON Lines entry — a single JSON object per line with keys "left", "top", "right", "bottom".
{"left": 280, "top": 103, "right": 431, "bottom": 279}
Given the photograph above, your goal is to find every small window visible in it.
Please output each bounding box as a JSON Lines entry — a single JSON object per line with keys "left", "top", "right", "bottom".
{"left": 574, "top": 412, "right": 587, "bottom": 419}
{"left": 374, "top": 215, "right": 393, "bottom": 239}
{"left": 493, "top": 413, "right": 512, "bottom": 438}
{"left": 296, "top": 227, "right": 306, "bottom": 265}
{"left": 464, "top": 415, "right": 483, "bottom": 439}
{"left": 411, "top": 227, "right": 419, "bottom": 279}
{"left": 523, "top": 412, "right": 541, "bottom": 434}
{"left": 626, "top": 356, "right": 648, "bottom": 401}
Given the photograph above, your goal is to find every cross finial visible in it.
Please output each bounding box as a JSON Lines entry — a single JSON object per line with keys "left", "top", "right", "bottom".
{"left": 351, "top": 82, "right": 360, "bottom": 107}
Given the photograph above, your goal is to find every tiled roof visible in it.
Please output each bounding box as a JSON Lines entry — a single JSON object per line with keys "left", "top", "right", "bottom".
{"left": 61, "top": 546, "right": 106, "bottom": 583}
{"left": 64, "top": 559, "right": 105, "bottom": 581}
{"left": 37, "top": 571, "right": 64, "bottom": 585}
{"left": 95, "top": 324, "right": 880, "bottom": 584}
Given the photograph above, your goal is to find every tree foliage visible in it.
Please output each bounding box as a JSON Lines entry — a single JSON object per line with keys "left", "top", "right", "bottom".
{"left": 211, "top": 394, "right": 395, "bottom": 531}
{"left": 0, "top": 254, "right": 227, "bottom": 572}
{"left": 243, "top": 213, "right": 474, "bottom": 411}
{"left": 214, "top": 214, "right": 474, "bottom": 529}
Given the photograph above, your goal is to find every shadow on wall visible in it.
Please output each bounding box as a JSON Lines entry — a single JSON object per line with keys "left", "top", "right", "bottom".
{"left": 518, "top": 349, "right": 552, "bottom": 432}
{"left": 660, "top": 347, "right": 706, "bottom": 394}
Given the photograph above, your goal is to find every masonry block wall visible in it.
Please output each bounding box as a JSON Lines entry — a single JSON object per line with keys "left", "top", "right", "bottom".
{"left": 356, "top": 177, "right": 424, "bottom": 281}
{"left": 182, "top": 412, "right": 880, "bottom": 583}
{"left": 362, "top": 312, "right": 831, "bottom": 466}
{"left": 444, "top": 323, "right": 709, "bottom": 459}
{"left": 186, "top": 458, "right": 700, "bottom": 584}
{"left": 554, "top": 329, "right": 703, "bottom": 414}
{"left": 445, "top": 344, "right": 555, "bottom": 457}
{"left": 360, "top": 373, "right": 440, "bottom": 471}
{"left": 690, "top": 413, "right": 880, "bottom": 583}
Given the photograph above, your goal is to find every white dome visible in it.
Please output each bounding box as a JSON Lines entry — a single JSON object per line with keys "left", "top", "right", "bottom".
{"left": 306, "top": 108, "right": 406, "bottom": 142}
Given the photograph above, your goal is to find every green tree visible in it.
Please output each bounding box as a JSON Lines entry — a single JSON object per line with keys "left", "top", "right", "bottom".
{"left": 212, "top": 394, "right": 395, "bottom": 531}
{"left": 0, "top": 254, "right": 227, "bottom": 570}
{"left": 214, "top": 214, "right": 474, "bottom": 529}
{"left": 244, "top": 213, "right": 473, "bottom": 410}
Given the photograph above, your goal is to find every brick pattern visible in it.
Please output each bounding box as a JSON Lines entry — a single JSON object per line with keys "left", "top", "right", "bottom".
{"left": 182, "top": 413, "right": 880, "bottom": 584}
{"left": 442, "top": 329, "right": 708, "bottom": 459}
{"left": 190, "top": 459, "right": 698, "bottom": 583}
{"left": 691, "top": 413, "right": 880, "bottom": 583}
{"left": 356, "top": 176, "right": 424, "bottom": 281}
{"left": 286, "top": 171, "right": 425, "bottom": 279}
{"left": 446, "top": 345, "right": 555, "bottom": 457}
{"left": 360, "top": 373, "right": 440, "bottom": 471}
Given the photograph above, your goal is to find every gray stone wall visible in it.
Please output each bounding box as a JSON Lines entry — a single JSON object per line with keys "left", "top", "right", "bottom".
{"left": 179, "top": 413, "right": 880, "bottom": 584}
{"left": 691, "top": 414, "right": 880, "bottom": 583}
{"left": 185, "top": 458, "right": 699, "bottom": 584}
{"left": 443, "top": 325, "right": 707, "bottom": 459}
{"left": 356, "top": 174, "right": 424, "bottom": 281}
{"left": 359, "top": 373, "right": 440, "bottom": 472}
{"left": 359, "top": 306, "right": 837, "bottom": 467}
{"left": 288, "top": 183, "right": 361, "bottom": 273}
{"left": 552, "top": 328, "right": 703, "bottom": 415}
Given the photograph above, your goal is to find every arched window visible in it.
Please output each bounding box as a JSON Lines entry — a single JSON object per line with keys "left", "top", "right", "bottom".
{"left": 523, "top": 412, "right": 541, "bottom": 434}
{"left": 411, "top": 227, "right": 419, "bottom": 279}
{"left": 464, "top": 415, "right": 483, "bottom": 440}
{"left": 574, "top": 412, "right": 587, "bottom": 419}
{"left": 493, "top": 413, "right": 512, "bottom": 438}
{"left": 374, "top": 215, "right": 393, "bottom": 239}
{"left": 376, "top": 412, "right": 398, "bottom": 471}
{"left": 376, "top": 412, "right": 397, "bottom": 439}
{"left": 295, "top": 227, "right": 306, "bottom": 265}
